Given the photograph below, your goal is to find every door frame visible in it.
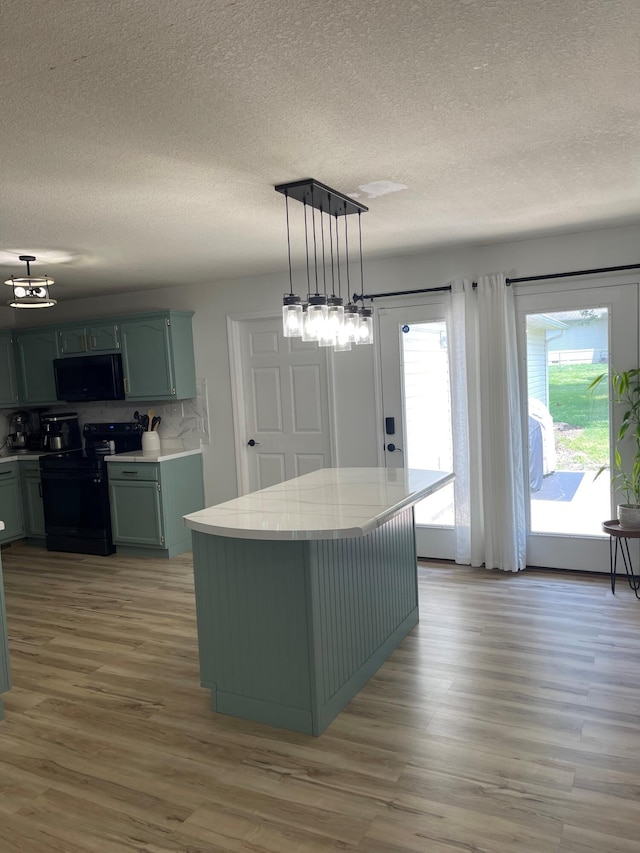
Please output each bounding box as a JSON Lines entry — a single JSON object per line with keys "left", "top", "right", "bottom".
{"left": 515, "top": 275, "right": 640, "bottom": 571}
{"left": 227, "top": 311, "right": 338, "bottom": 495}
{"left": 375, "top": 296, "right": 456, "bottom": 559}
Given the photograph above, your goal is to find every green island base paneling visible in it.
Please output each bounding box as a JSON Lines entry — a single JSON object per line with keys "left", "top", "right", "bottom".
{"left": 191, "top": 506, "right": 418, "bottom": 736}
{"left": 212, "top": 607, "right": 418, "bottom": 734}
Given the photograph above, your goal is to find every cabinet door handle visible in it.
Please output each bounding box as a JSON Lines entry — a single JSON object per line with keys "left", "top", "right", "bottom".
{"left": 39, "top": 483, "right": 43, "bottom": 497}
{"left": 90, "top": 334, "right": 97, "bottom": 349}
{"left": 121, "top": 470, "right": 138, "bottom": 475}
{"left": 0, "top": 470, "right": 12, "bottom": 476}
{"left": 124, "top": 377, "right": 129, "bottom": 394}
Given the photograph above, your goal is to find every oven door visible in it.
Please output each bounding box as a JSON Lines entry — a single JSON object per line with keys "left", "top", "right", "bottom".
{"left": 41, "top": 469, "right": 112, "bottom": 539}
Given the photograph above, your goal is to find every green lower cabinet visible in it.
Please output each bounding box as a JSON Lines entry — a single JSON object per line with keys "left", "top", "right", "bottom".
{"left": 0, "top": 465, "right": 24, "bottom": 545}
{"left": 109, "top": 479, "right": 165, "bottom": 547}
{"left": 0, "top": 551, "right": 11, "bottom": 720}
{"left": 20, "top": 462, "right": 46, "bottom": 541}
{"left": 108, "top": 454, "right": 204, "bottom": 558}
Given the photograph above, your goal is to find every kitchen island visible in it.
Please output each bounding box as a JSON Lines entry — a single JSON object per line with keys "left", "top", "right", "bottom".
{"left": 184, "top": 467, "right": 453, "bottom": 735}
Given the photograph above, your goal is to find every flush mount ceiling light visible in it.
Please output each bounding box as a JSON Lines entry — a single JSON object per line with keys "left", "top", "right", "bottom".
{"left": 4, "top": 254, "right": 57, "bottom": 308}
{"left": 275, "top": 178, "right": 373, "bottom": 350}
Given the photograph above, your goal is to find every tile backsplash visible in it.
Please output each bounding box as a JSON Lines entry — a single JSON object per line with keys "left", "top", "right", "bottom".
{"left": 1, "top": 379, "right": 210, "bottom": 450}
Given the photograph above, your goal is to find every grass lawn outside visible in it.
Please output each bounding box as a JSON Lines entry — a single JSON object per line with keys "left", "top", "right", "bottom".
{"left": 547, "top": 363, "right": 609, "bottom": 471}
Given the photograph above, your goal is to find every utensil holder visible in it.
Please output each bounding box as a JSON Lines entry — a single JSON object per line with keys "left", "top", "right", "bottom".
{"left": 141, "top": 430, "right": 161, "bottom": 455}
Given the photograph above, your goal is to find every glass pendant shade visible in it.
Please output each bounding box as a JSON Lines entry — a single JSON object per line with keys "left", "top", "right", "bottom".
{"left": 326, "top": 297, "right": 344, "bottom": 334}
{"left": 356, "top": 307, "right": 374, "bottom": 345}
{"left": 319, "top": 296, "right": 344, "bottom": 347}
{"left": 334, "top": 324, "right": 352, "bottom": 352}
{"left": 343, "top": 304, "right": 359, "bottom": 343}
{"left": 282, "top": 294, "right": 303, "bottom": 337}
{"left": 306, "top": 295, "right": 327, "bottom": 341}
{"left": 318, "top": 328, "right": 335, "bottom": 347}
{"left": 301, "top": 305, "right": 315, "bottom": 342}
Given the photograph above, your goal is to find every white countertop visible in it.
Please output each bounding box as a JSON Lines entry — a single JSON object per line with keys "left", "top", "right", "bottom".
{"left": 184, "top": 467, "right": 454, "bottom": 541}
{"left": 105, "top": 447, "right": 202, "bottom": 463}
{"left": 0, "top": 450, "right": 47, "bottom": 463}
{"left": 0, "top": 451, "right": 46, "bottom": 463}
{"left": 0, "top": 448, "right": 201, "bottom": 463}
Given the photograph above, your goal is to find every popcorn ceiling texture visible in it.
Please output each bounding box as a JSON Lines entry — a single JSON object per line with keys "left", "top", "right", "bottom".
{"left": 1, "top": 0, "right": 639, "bottom": 300}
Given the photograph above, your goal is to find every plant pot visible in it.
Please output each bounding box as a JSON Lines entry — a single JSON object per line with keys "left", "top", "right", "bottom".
{"left": 617, "top": 503, "right": 640, "bottom": 529}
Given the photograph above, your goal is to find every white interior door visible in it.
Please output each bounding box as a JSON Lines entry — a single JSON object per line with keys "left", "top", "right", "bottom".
{"left": 230, "top": 315, "right": 334, "bottom": 494}
{"left": 516, "top": 278, "right": 639, "bottom": 571}
{"left": 379, "top": 301, "right": 456, "bottom": 560}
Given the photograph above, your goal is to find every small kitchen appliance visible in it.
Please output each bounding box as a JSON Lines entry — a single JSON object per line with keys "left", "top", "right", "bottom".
{"left": 41, "top": 412, "right": 81, "bottom": 452}
{"left": 7, "top": 410, "right": 33, "bottom": 452}
{"left": 40, "top": 421, "right": 143, "bottom": 555}
{"left": 53, "top": 353, "right": 125, "bottom": 402}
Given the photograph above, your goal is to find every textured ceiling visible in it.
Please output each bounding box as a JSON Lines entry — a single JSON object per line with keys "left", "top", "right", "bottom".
{"left": 1, "top": 0, "right": 639, "bottom": 299}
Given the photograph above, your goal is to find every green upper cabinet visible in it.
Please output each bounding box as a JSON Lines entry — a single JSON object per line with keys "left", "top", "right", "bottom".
{"left": 3, "top": 309, "right": 195, "bottom": 405}
{"left": 14, "top": 328, "right": 60, "bottom": 405}
{"left": 120, "top": 311, "right": 196, "bottom": 401}
{"left": 58, "top": 322, "right": 120, "bottom": 355}
{"left": 0, "top": 331, "right": 19, "bottom": 408}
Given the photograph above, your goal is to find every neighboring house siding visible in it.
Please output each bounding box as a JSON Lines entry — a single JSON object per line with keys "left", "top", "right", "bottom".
{"left": 548, "top": 317, "right": 608, "bottom": 364}
{"left": 527, "top": 328, "right": 548, "bottom": 406}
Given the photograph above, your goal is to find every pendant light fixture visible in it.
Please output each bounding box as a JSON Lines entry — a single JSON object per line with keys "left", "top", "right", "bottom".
{"left": 355, "top": 212, "right": 374, "bottom": 345}
{"left": 281, "top": 191, "right": 303, "bottom": 337}
{"left": 4, "top": 255, "right": 57, "bottom": 308}
{"left": 275, "top": 179, "right": 369, "bottom": 351}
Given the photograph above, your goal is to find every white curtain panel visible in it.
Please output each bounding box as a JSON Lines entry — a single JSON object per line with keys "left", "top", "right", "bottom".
{"left": 448, "top": 275, "right": 526, "bottom": 572}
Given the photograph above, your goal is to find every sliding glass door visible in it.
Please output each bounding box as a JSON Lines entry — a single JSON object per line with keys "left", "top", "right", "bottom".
{"left": 517, "top": 279, "right": 639, "bottom": 571}
{"left": 378, "top": 278, "right": 639, "bottom": 572}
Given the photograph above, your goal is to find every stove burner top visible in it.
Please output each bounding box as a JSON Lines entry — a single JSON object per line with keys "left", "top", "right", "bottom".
{"left": 39, "top": 422, "right": 143, "bottom": 473}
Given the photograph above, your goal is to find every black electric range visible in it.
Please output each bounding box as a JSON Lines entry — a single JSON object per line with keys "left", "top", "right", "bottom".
{"left": 39, "top": 422, "right": 143, "bottom": 556}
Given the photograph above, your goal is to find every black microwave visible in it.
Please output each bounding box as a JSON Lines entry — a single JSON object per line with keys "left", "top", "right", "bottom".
{"left": 53, "top": 353, "right": 126, "bottom": 402}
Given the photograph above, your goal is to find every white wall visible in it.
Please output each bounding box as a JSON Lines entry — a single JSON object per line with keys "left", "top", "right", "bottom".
{"left": 7, "top": 223, "right": 640, "bottom": 506}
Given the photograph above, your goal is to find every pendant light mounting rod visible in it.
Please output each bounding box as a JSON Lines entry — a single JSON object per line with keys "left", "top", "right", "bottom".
{"left": 275, "top": 179, "right": 368, "bottom": 217}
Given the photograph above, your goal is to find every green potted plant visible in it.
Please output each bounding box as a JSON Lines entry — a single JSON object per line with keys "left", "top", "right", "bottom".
{"left": 590, "top": 367, "right": 640, "bottom": 528}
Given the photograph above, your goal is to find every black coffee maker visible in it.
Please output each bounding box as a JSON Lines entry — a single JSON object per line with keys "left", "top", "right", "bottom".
{"left": 7, "top": 410, "right": 32, "bottom": 452}
{"left": 41, "top": 412, "right": 82, "bottom": 452}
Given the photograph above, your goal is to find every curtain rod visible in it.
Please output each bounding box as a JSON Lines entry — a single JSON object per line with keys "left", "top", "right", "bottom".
{"left": 352, "top": 262, "right": 640, "bottom": 302}
{"left": 505, "top": 262, "right": 640, "bottom": 285}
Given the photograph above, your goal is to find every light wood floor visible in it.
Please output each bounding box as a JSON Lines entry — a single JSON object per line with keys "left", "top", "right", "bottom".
{"left": 1, "top": 542, "right": 640, "bottom": 852}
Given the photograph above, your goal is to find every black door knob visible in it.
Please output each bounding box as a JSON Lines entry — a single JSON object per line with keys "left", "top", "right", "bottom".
{"left": 387, "top": 443, "right": 396, "bottom": 452}
{"left": 247, "top": 439, "right": 259, "bottom": 447}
